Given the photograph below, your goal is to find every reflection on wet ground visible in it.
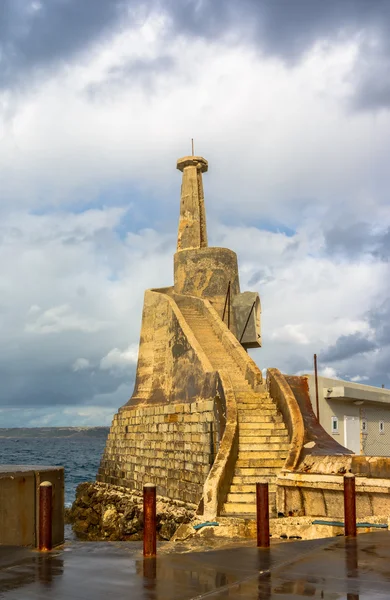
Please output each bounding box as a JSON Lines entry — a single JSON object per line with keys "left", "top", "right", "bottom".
{"left": 1, "top": 532, "right": 390, "bottom": 598}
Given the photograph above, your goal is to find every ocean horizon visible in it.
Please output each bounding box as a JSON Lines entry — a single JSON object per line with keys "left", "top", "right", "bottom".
{"left": 0, "top": 427, "right": 109, "bottom": 506}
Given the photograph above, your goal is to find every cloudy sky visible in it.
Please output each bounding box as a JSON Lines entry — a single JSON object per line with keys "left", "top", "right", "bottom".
{"left": 1, "top": 0, "right": 390, "bottom": 427}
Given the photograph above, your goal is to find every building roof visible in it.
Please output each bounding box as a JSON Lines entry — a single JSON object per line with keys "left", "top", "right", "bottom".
{"left": 305, "top": 374, "right": 390, "bottom": 406}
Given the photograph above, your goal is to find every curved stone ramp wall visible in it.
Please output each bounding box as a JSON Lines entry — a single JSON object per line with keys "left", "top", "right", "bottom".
{"left": 266, "top": 370, "right": 352, "bottom": 472}
{"left": 284, "top": 375, "right": 352, "bottom": 458}
{"left": 266, "top": 368, "right": 305, "bottom": 471}
{"left": 200, "top": 371, "right": 239, "bottom": 520}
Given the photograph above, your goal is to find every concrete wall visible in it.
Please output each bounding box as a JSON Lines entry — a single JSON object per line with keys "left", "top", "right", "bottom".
{"left": 0, "top": 466, "right": 64, "bottom": 547}
{"left": 322, "top": 398, "right": 360, "bottom": 450}
{"left": 361, "top": 404, "right": 390, "bottom": 456}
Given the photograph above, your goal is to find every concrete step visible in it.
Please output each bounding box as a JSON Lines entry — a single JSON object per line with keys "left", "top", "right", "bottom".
{"left": 223, "top": 498, "right": 276, "bottom": 515}
{"left": 230, "top": 484, "right": 277, "bottom": 494}
{"left": 235, "top": 390, "right": 269, "bottom": 396}
{"left": 234, "top": 467, "right": 282, "bottom": 476}
{"left": 237, "top": 405, "right": 280, "bottom": 414}
{"left": 235, "top": 392, "right": 270, "bottom": 399}
{"left": 238, "top": 442, "right": 290, "bottom": 452}
{"left": 238, "top": 418, "right": 285, "bottom": 429}
{"left": 238, "top": 428, "right": 289, "bottom": 439}
{"left": 232, "top": 475, "right": 277, "bottom": 485}
{"left": 235, "top": 458, "right": 286, "bottom": 468}
{"left": 239, "top": 436, "right": 289, "bottom": 445}
{"left": 231, "top": 388, "right": 254, "bottom": 394}
{"left": 236, "top": 400, "right": 276, "bottom": 407}
{"left": 238, "top": 450, "right": 287, "bottom": 459}
{"left": 227, "top": 492, "right": 276, "bottom": 504}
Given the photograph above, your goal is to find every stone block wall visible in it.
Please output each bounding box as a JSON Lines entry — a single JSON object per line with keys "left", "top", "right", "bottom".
{"left": 98, "top": 399, "right": 221, "bottom": 506}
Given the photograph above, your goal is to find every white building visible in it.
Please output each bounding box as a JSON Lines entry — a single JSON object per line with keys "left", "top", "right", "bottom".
{"left": 306, "top": 375, "right": 390, "bottom": 456}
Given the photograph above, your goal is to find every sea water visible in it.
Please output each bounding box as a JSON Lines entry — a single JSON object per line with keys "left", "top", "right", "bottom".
{"left": 0, "top": 436, "right": 107, "bottom": 506}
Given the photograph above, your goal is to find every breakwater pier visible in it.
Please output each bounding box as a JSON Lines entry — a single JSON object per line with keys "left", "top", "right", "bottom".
{"left": 1, "top": 531, "right": 389, "bottom": 599}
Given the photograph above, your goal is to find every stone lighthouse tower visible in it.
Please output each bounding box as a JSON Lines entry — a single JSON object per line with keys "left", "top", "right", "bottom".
{"left": 98, "top": 152, "right": 272, "bottom": 518}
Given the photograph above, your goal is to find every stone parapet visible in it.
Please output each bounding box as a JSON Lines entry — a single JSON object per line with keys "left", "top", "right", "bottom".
{"left": 201, "top": 371, "right": 239, "bottom": 520}
{"left": 277, "top": 470, "right": 390, "bottom": 519}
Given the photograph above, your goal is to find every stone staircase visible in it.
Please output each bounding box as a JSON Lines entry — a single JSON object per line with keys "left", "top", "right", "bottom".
{"left": 178, "top": 302, "right": 289, "bottom": 517}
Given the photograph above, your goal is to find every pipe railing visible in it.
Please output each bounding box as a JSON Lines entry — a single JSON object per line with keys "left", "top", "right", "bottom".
{"left": 222, "top": 281, "right": 231, "bottom": 330}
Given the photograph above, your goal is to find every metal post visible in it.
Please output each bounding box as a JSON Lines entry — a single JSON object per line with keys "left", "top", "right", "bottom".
{"left": 143, "top": 483, "right": 157, "bottom": 557}
{"left": 227, "top": 284, "right": 231, "bottom": 330}
{"left": 222, "top": 281, "right": 231, "bottom": 328}
{"left": 344, "top": 474, "right": 357, "bottom": 537}
{"left": 314, "top": 353, "right": 320, "bottom": 423}
{"left": 256, "top": 482, "right": 270, "bottom": 548}
{"left": 39, "top": 481, "right": 53, "bottom": 551}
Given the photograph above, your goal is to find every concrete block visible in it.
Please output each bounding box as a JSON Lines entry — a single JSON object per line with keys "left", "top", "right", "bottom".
{"left": 0, "top": 465, "right": 64, "bottom": 548}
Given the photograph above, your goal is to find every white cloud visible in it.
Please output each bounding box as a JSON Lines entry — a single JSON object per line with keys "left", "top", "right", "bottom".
{"left": 28, "top": 304, "right": 41, "bottom": 315}
{"left": 319, "top": 366, "right": 339, "bottom": 379}
{"left": 72, "top": 358, "right": 91, "bottom": 372}
{"left": 271, "top": 324, "right": 310, "bottom": 345}
{"left": 2, "top": 20, "right": 390, "bottom": 229}
{"left": 100, "top": 344, "right": 139, "bottom": 371}
{"left": 350, "top": 375, "right": 370, "bottom": 382}
{"left": 0, "top": 13, "right": 389, "bottom": 425}
{"left": 25, "top": 304, "right": 107, "bottom": 334}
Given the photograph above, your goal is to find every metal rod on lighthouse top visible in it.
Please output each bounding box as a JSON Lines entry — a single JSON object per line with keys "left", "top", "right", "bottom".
{"left": 191, "top": 138, "right": 194, "bottom": 156}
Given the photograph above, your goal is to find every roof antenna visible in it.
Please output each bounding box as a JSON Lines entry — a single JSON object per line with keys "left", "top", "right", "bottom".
{"left": 191, "top": 138, "right": 194, "bottom": 156}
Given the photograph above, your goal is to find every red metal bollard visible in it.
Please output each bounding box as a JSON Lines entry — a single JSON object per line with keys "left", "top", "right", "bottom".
{"left": 143, "top": 483, "right": 157, "bottom": 557}
{"left": 344, "top": 474, "right": 357, "bottom": 537}
{"left": 39, "top": 481, "right": 53, "bottom": 551}
{"left": 256, "top": 482, "right": 270, "bottom": 548}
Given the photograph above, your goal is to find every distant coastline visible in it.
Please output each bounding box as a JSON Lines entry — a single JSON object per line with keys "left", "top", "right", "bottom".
{"left": 0, "top": 427, "right": 110, "bottom": 439}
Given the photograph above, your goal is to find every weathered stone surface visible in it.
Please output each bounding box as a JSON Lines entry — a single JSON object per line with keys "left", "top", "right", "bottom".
{"left": 176, "top": 156, "right": 208, "bottom": 251}
{"left": 67, "top": 482, "right": 195, "bottom": 541}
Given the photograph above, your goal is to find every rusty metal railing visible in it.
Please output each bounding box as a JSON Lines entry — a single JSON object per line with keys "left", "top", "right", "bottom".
{"left": 239, "top": 300, "right": 256, "bottom": 343}
{"left": 222, "top": 281, "right": 231, "bottom": 330}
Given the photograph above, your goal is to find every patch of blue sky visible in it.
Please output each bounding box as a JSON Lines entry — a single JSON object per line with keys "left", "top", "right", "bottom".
{"left": 252, "top": 220, "right": 296, "bottom": 237}
{"left": 28, "top": 182, "right": 178, "bottom": 234}
{"left": 215, "top": 210, "right": 297, "bottom": 237}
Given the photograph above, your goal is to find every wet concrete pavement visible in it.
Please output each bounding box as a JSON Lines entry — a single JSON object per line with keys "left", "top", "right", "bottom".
{"left": 0, "top": 532, "right": 390, "bottom": 599}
